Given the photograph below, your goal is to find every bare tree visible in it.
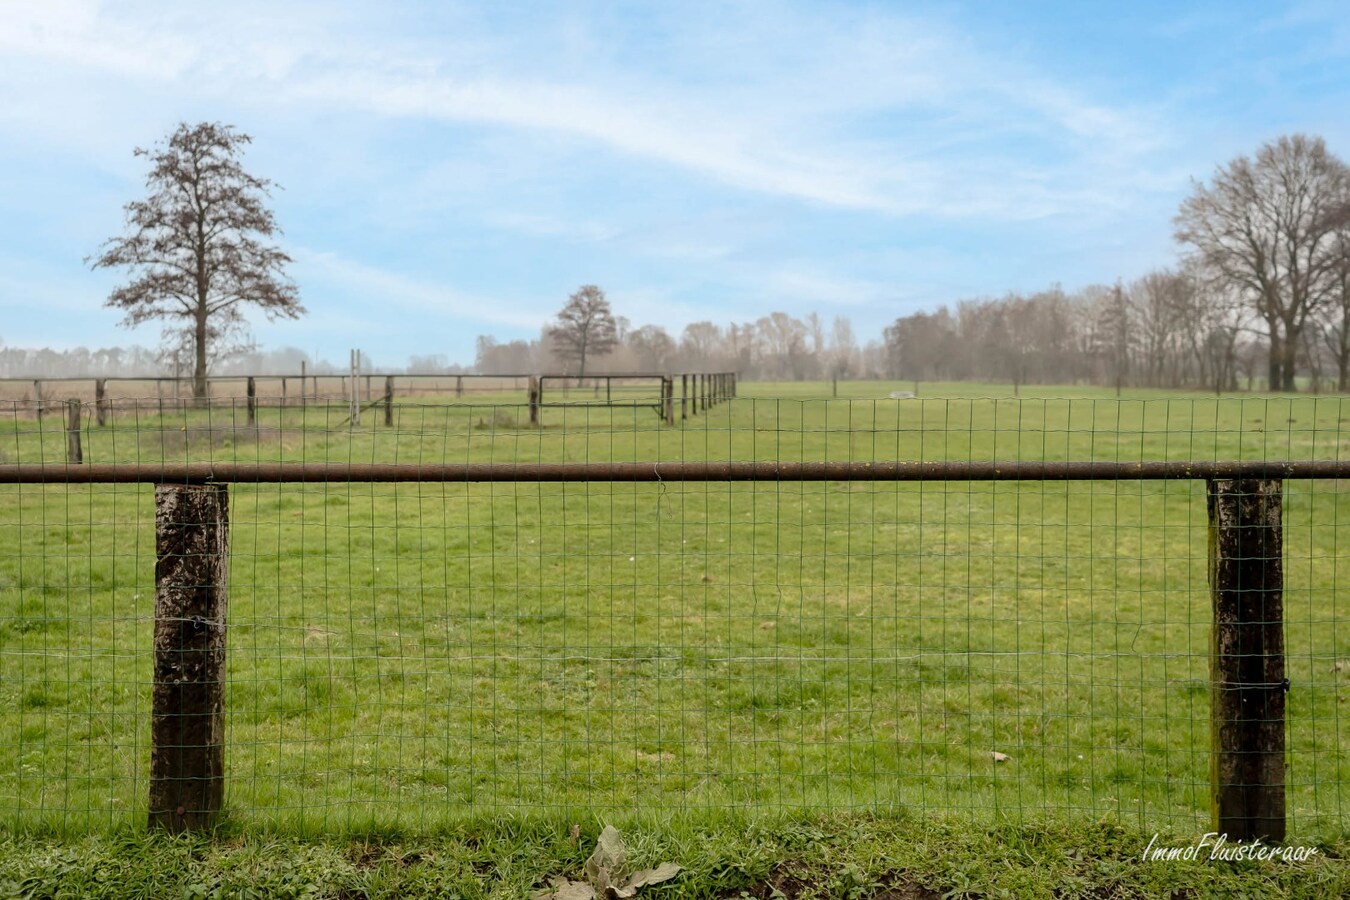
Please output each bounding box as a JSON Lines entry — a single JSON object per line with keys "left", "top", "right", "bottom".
{"left": 1175, "top": 135, "right": 1350, "bottom": 391}
{"left": 1317, "top": 226, "right": 1350, "bottom": 391}
{"left": 89, "top": 122, "right": 303, "bottom": 398}
{"left": 548, "top": 285, "right": 618, "bottom": 379}
{"left": 627, "top": 325, "right": 676, "bottom": 371}
{"left": 828, "top": 315, "right": 858, "bottom": 378}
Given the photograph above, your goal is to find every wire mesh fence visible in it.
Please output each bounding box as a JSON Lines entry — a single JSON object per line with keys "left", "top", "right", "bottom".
{"left": 0, "top": 387, "right": 1347, "bottom": 837}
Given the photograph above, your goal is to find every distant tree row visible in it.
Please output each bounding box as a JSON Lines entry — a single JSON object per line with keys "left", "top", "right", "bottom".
{"left": 74, "top": 123, "right": 1350, "bottom": 393}
{"left": 880, "top": 276, "right": 1262, "bottom": 391}
{"left": 477, "top": 299, "right": 875, "bottom": 380}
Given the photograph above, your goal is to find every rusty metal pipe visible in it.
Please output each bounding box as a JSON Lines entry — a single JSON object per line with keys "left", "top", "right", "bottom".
{"left": 1, "top": 459, "right": 1349, "bottom": 484}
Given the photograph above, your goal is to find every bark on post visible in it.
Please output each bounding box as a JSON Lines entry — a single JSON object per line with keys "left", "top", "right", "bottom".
{"left": 95, "top": 379, "right": 108, "bottom": 427}
{"left": 384, "top": 376, "right": 394, "bottom": 427}
{"left": 245, "top": 377, "right": 256, "bottom": 426}
{"left": 66, "top": 400, "right": 82, "bottom": 464}
{"left": 1208, "top": 478, "right": 1285, "bottom": 844}
{"left": 150, "top": 482, "right": 230, "bottom": 832}
{"left": 528, "top": 376, "right": 540, "bottom": 426}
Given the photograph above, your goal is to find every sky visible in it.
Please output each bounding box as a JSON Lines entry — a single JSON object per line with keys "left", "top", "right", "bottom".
{"left": 2, "top": 0, "right": 1349, "bottom": 369}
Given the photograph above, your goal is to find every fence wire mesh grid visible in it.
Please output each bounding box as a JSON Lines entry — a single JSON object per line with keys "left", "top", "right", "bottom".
{"left": 0, "top": 388, "right": 1347, "bottom": 837}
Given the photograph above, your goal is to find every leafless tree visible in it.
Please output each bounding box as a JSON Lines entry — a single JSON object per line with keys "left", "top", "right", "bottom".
{"left": 626, "top": 324, "right": 676, "bottom": 371}
{"left": 548, "top": 285, "right": 618, "bottom": 379}
{"left": 828, "top": 315, "right": 858, "bottom": 377}
{"left": 89, "top": 122, "right": 303, "bottom": 398}
{"left": 1175, "top": 135, "right": 1350, "bottom": 391}
{"left": 1313, "top": 221, "right": 1350, "bottom": 391}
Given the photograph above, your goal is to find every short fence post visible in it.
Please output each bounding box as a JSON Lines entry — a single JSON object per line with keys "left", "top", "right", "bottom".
{"left": 95, "top": 379, "right": 108, "bottom": 426}
{"left": 34, "top": 380, "right": 43, "bottom": 421}
{"left": 456, "top": 375, "right": 463, "bottom": 398}
{"left": 528, "top": 376, "right": 540, "bottom": 426}
{"left": 300, "top": 362, "right": 307, "bottom": 410}
{"left": 66, "top": 399, "right": 82, "bottom": 464}
{"left": 682, "top": 373, "right": 688, "bottom": 420}
{"left": 384, "top": 376, "right": 394, "bottom": 427}
{"left": 246, "top": 377, "right": 256, "bottom": 426}
{"left": 1207, "top": 477, "right": 1285, "bottom": 843}
{"left": 150, "top": 482, "right": 230, "bottom": 832}
{"left": 663, "top": 377, "right": 674, "bottom": 425}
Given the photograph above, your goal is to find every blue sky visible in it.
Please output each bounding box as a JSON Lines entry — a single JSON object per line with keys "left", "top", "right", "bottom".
{"left": 2, "top": 1, "right": 1349, "bottom": 368}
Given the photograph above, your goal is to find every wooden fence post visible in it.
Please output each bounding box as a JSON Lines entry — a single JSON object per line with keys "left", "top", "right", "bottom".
{"left": 150, "top": 482, "right": 230, "bottom": 832}
{"left": 95, "top": 379, "right": 108, "bottom": 427}
{"left": 384, "top": 376, "right": 394, "bottom": 427}
{"left": 246, "top": 377, "right": 256, "bottom": 426}
{"left": 456, "top": 375, "right": 463, "bottom": 398}
{"left": 66, "top": 400, "right": 82, "bottom": 464}
{"left": 34, "top": 380, "right": 42, "bottom": 421}
{"left": 681, "top": 373, "right": 688, "bottom": 420}
{"left": 528, "top": 376, "right": 540, "bottom": 426}
{"left": 1207, "top": 478, "right": 1285, "bottom": 844}
{"left": 663, "top": 377, "right": 675, "bottom": 425}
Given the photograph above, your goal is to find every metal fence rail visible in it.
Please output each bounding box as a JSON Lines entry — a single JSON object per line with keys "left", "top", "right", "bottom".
{"left": 0, "top": 392, "right": 1346, "bottom": 840}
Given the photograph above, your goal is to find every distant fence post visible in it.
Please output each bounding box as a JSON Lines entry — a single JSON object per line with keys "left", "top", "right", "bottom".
{"left": 349, "top": 350, "right": 361, "bottom": 427}
{"left": 663, "top": 377, "right": 675, "bottom": 425}
{"left": 384, "top": 376, "right": 394, "bottom": 427}
{"left": 66, "top": 400, "right": 82, "bottom": 464}
{"left": 1207, "top": 478, "right": 1285, "bottom": 844}
{"left": 681, "top": 373, "right": 688, "bottom": 420}
{"left": 34, "top": 380, "right": 42, "bottom": 421}
{"left": 246, "top": 377, "right": 256, "bottom": 426}
{"left": 150, "top": 482, "right": 229, "bottom": 832}
{"left": 95, "top": 379, "right": 108, "bottom": 426}
{"left": 456, "top": 374, "right": 463, "bottom": 398}
{"left": 528, "top": 376, "right": 540, "bottom": 426}
{"left": 300, "top": 361, "right": 307, "bottom": 410}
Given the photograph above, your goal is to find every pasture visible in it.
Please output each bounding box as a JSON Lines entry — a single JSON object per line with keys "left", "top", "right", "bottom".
{"left": 2, "top": 380, "right": 1349, "bottom": 848}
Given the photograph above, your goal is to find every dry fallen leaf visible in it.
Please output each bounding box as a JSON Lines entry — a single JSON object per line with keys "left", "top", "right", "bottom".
{"left": 569, "top": 824, "right": 582, "bottom": 844}
{"left": 537, "top": 826, "right": 681, "bottom": 900}
{"left": 991, "top": 751, "right": 1011, "bottom": 763}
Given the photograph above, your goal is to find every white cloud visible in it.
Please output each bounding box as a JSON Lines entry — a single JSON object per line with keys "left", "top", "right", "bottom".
{"left": 0, "top": 0, "right": 1170, "bottom": 220}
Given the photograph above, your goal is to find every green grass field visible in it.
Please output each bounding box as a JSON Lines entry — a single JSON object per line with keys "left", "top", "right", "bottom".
{"left": 2, "top": 381, "right": 1349, "bottom": 848}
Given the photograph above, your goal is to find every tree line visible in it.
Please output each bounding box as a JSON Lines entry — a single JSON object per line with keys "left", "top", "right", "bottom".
{"left": 71, "top": 123, "right": 1350, "bottom": 393}
{"left": 483, "top": 135, "right": 1350, "bottom": 393}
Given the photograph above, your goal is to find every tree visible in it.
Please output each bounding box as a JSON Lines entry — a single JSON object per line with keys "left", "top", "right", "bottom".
{"left": 89, "top": 122, "right": 303, "bottom": 398}
{"left": 1175, "top": 135, "right": 1350, "bottom": 391}
{"left": 1317, "top": 226, "right": 1350, "bottom": 391}
{"left": 548, "top": 285, "right": 618, "bottom": 379}
{"left": 626, "top": 324, "right": 676, "bottom": 371}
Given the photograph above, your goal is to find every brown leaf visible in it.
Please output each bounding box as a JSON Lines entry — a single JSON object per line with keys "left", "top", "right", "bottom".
{"left": 991, "top": 751, "right": 1011, "bottom": 763}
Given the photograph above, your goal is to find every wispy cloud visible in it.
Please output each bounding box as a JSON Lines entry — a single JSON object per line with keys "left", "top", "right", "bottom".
{"left": 0, "top": 0, "right": 1170, "bottom": 220}
{"left": 293, "top": 248, "right": 546, "bottom": 331}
